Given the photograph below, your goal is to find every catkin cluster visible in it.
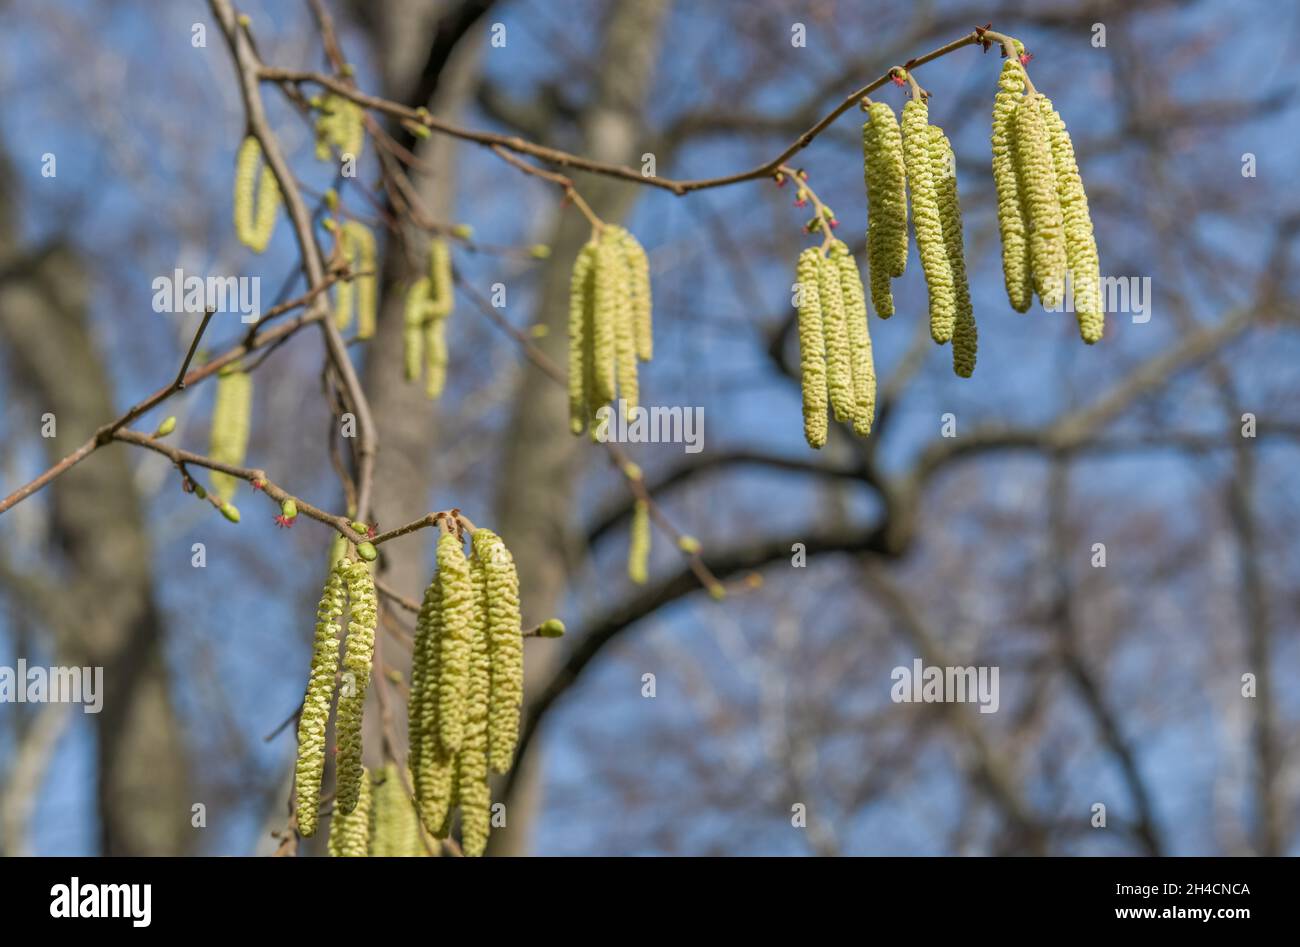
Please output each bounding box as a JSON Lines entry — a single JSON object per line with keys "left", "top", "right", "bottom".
{"left": 208, "top": 367, "right": 252, "bottom": 502}
{"left": 328, "top": 764, "right": 431, "bottom": 857}
{"left": 901, "top": 98, "right": 958, "bottom": 346}
{"left": 294, "top": 556, "right": 378, "bottom": 837}
{"left": 408, "top": 528, "right": 524, "bottom": 856}
{"left": 991, "top": 61, "right": 1102, "bottom": 342}
{"left": 861, "top": 101, "right": 908, "bottom": 318}
{"left": 315, "top": 93, "right": 365, "bottom": 161}
{"left": 233, "top": 136, "right": 281, "bottom": 253}
{"left": 793, "top": 241, "right": 876, "bottom": 448}
{"left": 335, "top": 221, "right": 377, "bottom": 339}
{"left": 567, "top": 225, "right": 653, "bottom": 435}
{"left": 404, "top": 239, "right": 455, "bottom": 398}
{"left": 327, "top": 765, "right": 373, "bottom": 857}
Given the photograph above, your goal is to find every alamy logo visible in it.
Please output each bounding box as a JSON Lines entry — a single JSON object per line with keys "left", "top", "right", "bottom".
{"left": 593, "top": 401, "right": 704, "bottom": 454}
{"left": 0, "top": 660, "right": 103, "bottom": 713}
{"left": 50, "top": 878, "right": 151, "bottom": 927}
{"left": 151, "top": 267, "right": 261, "bottom": 323}
{"left": 890, "top": 659, "right": 999, "bottom": 714}
{"left": 1042, "top": 271, "right": 1151, "bottom": 324}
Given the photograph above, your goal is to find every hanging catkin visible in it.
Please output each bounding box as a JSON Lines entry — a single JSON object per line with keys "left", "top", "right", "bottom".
{"left": 902, "top": 98, "right": 957, "bottom": 344}
{"left": 410, "top": 571, "right": 455, "bottom": 836}
{"left": 567, "top": 242, "right": 597, "bottom": 434}
{"left": 338, "top": 222, "right": 377, "bottom": 338}
{"left": 295, "top": 560, "right": 346, "bottom": 838}
{"left": 372, "top": 764, "right": 425, "bottom": 857}
{"left": 618, "top": 228, "right": 654, "bottom": 361}
{"left": 335, "top": 558, "right": 377, "bottom": 815}
{"left": 457, "top": 553, "right": 493, "bottom": 857}
{"left": 209, "top": 367, "right": 252, "bottom": 502}
{"left": 832, "top": 241, "right": 876, "bottom": 435}
{"left": 1038, "top": 96, "right": 1103, "bottom": 343}
{"left": 316, "top": 93, "right": 365, "bottom": 161}
{"left": 605, "top": 227, "right": 639, "bottom": 411}
{"left": 795, "top": 247, "right": 828, "bottom": 449}
{"left": 428, "top": 238, "right": 454, "bottom": 318}
{"left": 1015, "top": 93, "right": 1067, "bottom": 308}
{"left": 628, "top": 499, "right": 651, "bottom": 585}
{"left": 436, "top": 531, "right": 474, "bottom": 755}
{"left": 327, "top": 765, "right": 372, "bottom": 857}
{"left": 423, "top": 318, "right": 448, "bottom": 399}
{"left": 818, "top": 250, "right": 854, "bottom": 424}
{"left": 861, "top": 101, "right": 908, "bottom": 318}
{"left": 471, "top": 529, "right": 524, "bottom": 774}
{"left": 929, "top": 126, "right": 977, "bottom": 377}
{"left": 591, "top": 237, "right": 620, "bottom": 406}
{"left": 233, "top": 136, "right": 280, "bottom": 253}
{"left": 403, "top": 278, "right": 430, "bottom": 381}
{"left": 991, "top": 61, "right": 1033, "bottom": 312}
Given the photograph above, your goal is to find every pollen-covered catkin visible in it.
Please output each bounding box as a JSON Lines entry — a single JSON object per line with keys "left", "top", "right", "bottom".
{"left": 372, "top": 764, "right": 425, "bottom": 857}
{"left": 436, "top": 531, "right": 474, "bottom": 755}
{"left": 795, "top": 248, "right": 828, "bottom": 449}
{"left": 403, "top": 278, "right": 430, "bottom": 381}
{"left": 342, "top": 222, "right": 377, "bottom": 339}
{"left": 233, "top": 136, "right": 280, "bottom": 253}
{"left": 457, "top": 554, "right": 493, "bottom": 857}
{"left": 862, "top": 102, "right": 908, "bottom": 318}
{"left": 991, "top": 61, "right": 1033, "bottom": 312}
{"left": 209, "top": 367, "right": 252, "bottom": 502}
{"left": 902, "top": 98, "right": 957, "bottom": 344}
{"left": 591, "top": 237, "right": 620, "bottom": 405}
{"left": 832, "top": 241, "right": 876, "bottom": 435}
{"left": 929, "top": 126, "right": 977, "bottom": 377}
{"left": 1015, "top": 93, "right": 1067, "bottom": 308}
{"left": 568, "top": 242, "right": 597, "bottom": 435}
{"left": 818, "top": 251, "right": 854, "bottom": 424}
{"left": 327, "top": 765, "right": 372, "bottom": 857}
{"left": 471, "top": 529, "right": 523, "bottom": 774}
{"left": 410, "top": 572, "right": 455, "bottom": 836}
{"left": 295, "top": 561, "right": 346, "bottom": 838}
{"left": 619, "top": 228, "right": 654, "bottom": 361}
{"left": 605, "top": 228, "right": 639, "bottom": 411}
{"left": 1038, "top": 96, "right": 1103, "bottom": 343}
{"left": 335, "top": 558, "right": 377, "bottom": 815}
{"left": 628, "top": 499, "right": 650, "bottom": 585}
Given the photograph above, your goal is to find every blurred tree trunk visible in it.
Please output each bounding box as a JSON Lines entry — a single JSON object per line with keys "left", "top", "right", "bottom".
{"left": 0, "top": 161, "right": 190, "bottom": 855}
{"left": 490, "top": 0, "right": 670, "bottom": 855}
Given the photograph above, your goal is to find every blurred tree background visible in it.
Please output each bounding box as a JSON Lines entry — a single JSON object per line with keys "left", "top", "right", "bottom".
{"left": 0, "top": 0, "right": 1298, "bottom": 855}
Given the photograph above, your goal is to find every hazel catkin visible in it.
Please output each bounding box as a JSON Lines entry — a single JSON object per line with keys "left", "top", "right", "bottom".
{"left": 435, "top": 531, "right": 474, "bottom": 755}
{"left": 233, "top": 136, "right": 280, "bottom": 253}
{"left": 591, "top": 237, "right": 620, "bottom": 406}
{"left": 902, "top": 98, "right": 957, "bottom": 344}
{"left": 794, "top": 248, "right": 828, "bottom": 449}
{"left": 861, "top": 101, "right": 908, "bottom": 318}
{"left": 457, "top": 553, "right": 493, "bottom": 857}
{"left": 327, "top": 765, "right": 372, "bottom": 857}
{"left": 334, "top": 557, "right": 377, "bottom": 815}
{"left": 619, "top": 228, "right": 654, "bottom": 361}
{"left": 991, "top": 60, "right": 1033, "bottom": 313}
{"left": 336, "top": 221, "right": 377, "bottom": 338}
{"left": 295, "top": 560, "right": 346, "bottom": 838}
{"left": 403, "top": 278, "right": 430, "bottom": 382}
{"left": 209, "top": 367, "right": 252, "bottom": 502}
{"left": 628, "top": 499, "right": 651, "bottom": 586}
{"left": 410, "top": 570, "right": 455, "bottom": 836}
{"left": 1014, "top": 93, "right": 1067, "bottom": 308}
{"left": 471, "top": 529, "right": 524, "bottom": 774}
{"left": 567, "top": 242, "right": 597, "bottom": 435}
{"left": 818, "top": 248, "right": 854, "bottom": 424}
{"left": 832, "top": 241, "right": 876, "bottom": 435}
{"left": 929, "top": 126, "right": 977, "bottom": 377}
{"left": 372, "top": 764, "right": 425, "bottom": 857}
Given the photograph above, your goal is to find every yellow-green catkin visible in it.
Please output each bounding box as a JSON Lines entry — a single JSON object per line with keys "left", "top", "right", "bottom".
{"left": 372, "top": 764, "right": 425, "bottom": 857}
{"left": 902, "top": 98, "right": 957, "bottom": 343}
{"left": 591, "top": 237, "right": 620, "bottom": 406}
{"left": 795, "top": 248, "right": 828, "bottom": 449}
{"left": 340, "top": 222, "right": 377, "bottom": 338}
{"left": 862, "top": 102, "right": 908, "bottom": 318}
{"left": 930, "top": 126, "right": 977, "bottom": 377}
{"left": 991, "top": 61, "right": 1033, "bottom": 312}
{"left": 403, "top": 278, "right": 430, "bottom": 381}
{"left": 1015, "top": 92, "right": 1067, "bottom": 308}
{"left": 619, "top": 229, "right": 653, "bottom": 361}
{"left": 316, "top": 94, "right": 365, "bottom": 161}
{"left": 335, "top": 558, "right": 377, "bottom": 815}
{"left": 428, "top": 238, "right": 454, "bottom": 318}
{"left": 818, "top": 250, "right": 854, "bottom": 424}
{"left": 424, "top": 318, "right": 448, "bottom": 400}
{"left": 209, "top": 367, "right": 252, "bottom": 502}
{"left": 233, "top": 136, "right": 280, "bottom": 253}
{"left": 328, "top": 765, "right": 372, "bottom": 857}
{"left": 1038, "top": 96, "right": 1103, "bottom": 343}
{"left": 604, "top": 227, "right": 638, "bottom": 412}
{"left": 436, "top": 531, "right": 474, "bottom": 755}
{"left": 628, "top": 499, "right": 650, "bottom": 585}
{"left": 410, "top": 571, "right": 455, "bottom": 836}
{"left": 295, "top": 561, "right": 346, "bottom": 838}
{"left": 832, "top": 241, "right": 876, "bottom": 435}
{"left": 471, "top": 529, "right": 523, "bottom": 774}
{"left": 457, "top": 553, "right": 493, "bottom": 857}
{"left": 568, "top": 242, "right": 598, "bottom": 435}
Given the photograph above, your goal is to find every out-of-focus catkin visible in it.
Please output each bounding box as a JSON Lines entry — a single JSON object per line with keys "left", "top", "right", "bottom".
{"left": 334, "top": 558, "right": 377, "bottom": 815}
{"left": 832, "top": 241, "right": 876, "bottom": 435}
{"left": 315, "top": 94, "right": 365, "bottom": 161}
{"left": 328, "top": 765, "right": 372, "bottom": 857}
{"left": 372, "top": 764, "right": 425, "bottom": 857}
{"left": 1014, "top": 93, "right": 1067, "bottom": 308}
{"left": 568, "top": 242, "right": 597, "bottom": 435}
{"left": 233, "top": 136, "right": 280, "bottom": 253}
{"left": 471, "top": 529, "right": 523, "bottom": 774}
{"left": 617, "top": 228, "right": 653, "bottom": 361}
{"left": 929, "top": 126, "right": 977, "bottom": 377}
{"left": 337, "top": 222, "right": 377, "bottom": 338}
{"left": 1038, "top": 96, "right": 1103, "bottom": 343}
{"left": 457, "top": 554, "right": 493, "bottom": 857}
{"left": 795, "top": 248, "right": 828, "bottom": 449}
{"left": 591, "top": 237, "right": 620, "bottom": 406}
{"left": 861, "top": 102, "right": 908, "bottom": 318}
{"left": 403, "top": 278, "right": 430, "bottom": 381}
{"left": 902, "top": 98, "right": 957, "bottom": 344}
{"left": 604, "top": 227, "right": 638, "bottom": 411}
{"left": 435, "top": 531, "right": 474, "bottom": 755}
{"left": 991, "top": 61, "right": 1033, "bottom": 312}
{"left": 628, "top": 499, "right": 650, "bottom": 585}
{"left": 209, "top": 367, "right": 252, "bottom": 502}
{"left": 295, "top": 561, "right": 346, "bottom": 838}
